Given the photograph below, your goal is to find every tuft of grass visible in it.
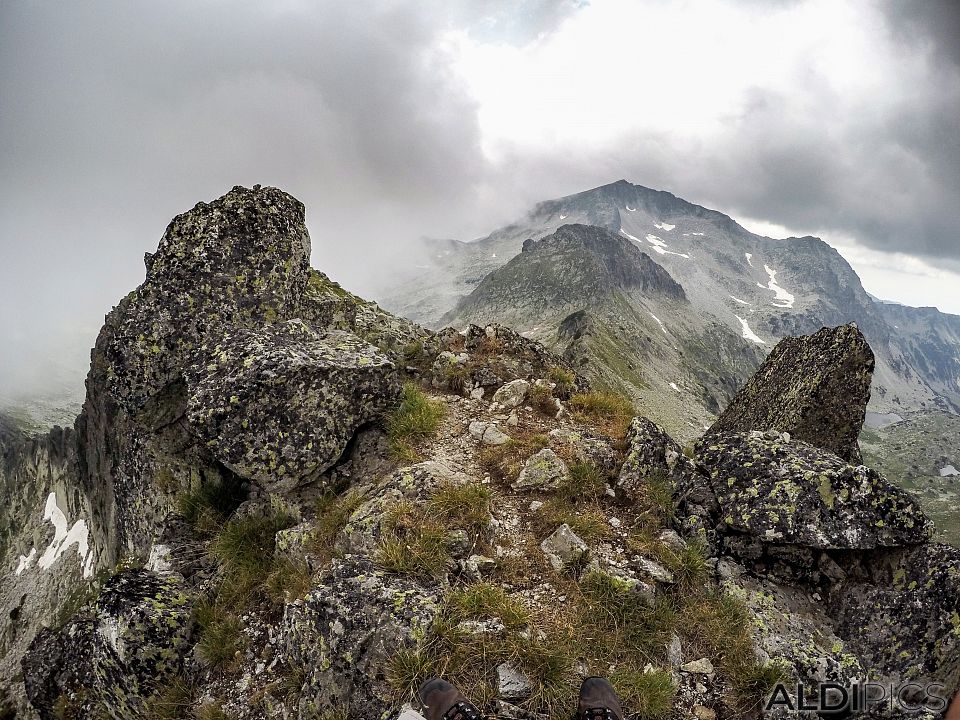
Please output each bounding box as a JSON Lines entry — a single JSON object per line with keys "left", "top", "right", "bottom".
{"left": 386, "top": 383, "right": 447, "bottom": 461}
{"left": 446, "top": 583, "right": 530, "bottom": 630}
{"left": 442, "top": 364, "right": 471, "bottom": 395}
{"left": 560, "top": 460, "right": 608, "bottom": 503}
{"left": 535, "top": 499, "right": 611, "bottom": 543}
{"left": 426, "top": 483, "right": 493, "bottom": 537}
{"left": 194, "top": 602, "right": 245, "bottom": 671}
{"left": 177, "top": 473, "right": 248, "bottom": 537}
{"left": 386, "top": 647, "right": 437, "bottom": 701}
{"left": 376, "top": 523, "right": 451, "bottom": 580}
{"left": 265, "top": 556, "right": 312, "bottom": 606}
{"left": 547, "top": 366, "right": 576, "bottom": 398}
{"left": 145, "top": 678, "right": 196, "bottom": 720}
{"left": 196, "top": 704, "right": 235, "bottom": 720}
{"left": 568, "top": 391, "right": 635, "bottom": 438}
{"left": 528, "top": 383, "right": 559, "bottom": 416}
{"left": 659, "top": 538, "right": 709, "bottom": 595}
{"left": 732, "top": 661, "right": 790, "bottom": 715}
{"left": 312, "top": 490, "right": 364, "bottom": 565}
{"left": 610, "top": 669, "right": 676, "bottom": 720}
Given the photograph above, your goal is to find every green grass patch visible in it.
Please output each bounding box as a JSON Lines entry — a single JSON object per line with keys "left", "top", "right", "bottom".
{"left": 478, "top": 433, "right": 550, "bottom": 483}
{"left": 568, "top": 391, "right": 635, "bottom": 438}
{"left": 610, "top": 669, "right": 676, "bottom": 720}
{"left": 176, "top": 472, "right": 248, "bottom": 537}
{"left": 375, "top": 482, "right": 492, "bottom": 581}
{"left": 386, "top": 383, "right": 446, "bottom": 461}
{"left": 312, "top": 490, "right": 364, "bottom": 565}
{"left": 547, "top": 366, "right": 576, "bottom": 398}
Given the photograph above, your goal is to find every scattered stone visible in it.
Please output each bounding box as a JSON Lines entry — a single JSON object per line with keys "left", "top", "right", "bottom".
{"left": 470, "top": 387, "right": 485, "bottom": 400}
{"left": 529, "top": 500, "right": 544, "bottom": 512}
{"left": 541, "top": 524, "right": 589, "bottom": 572}
{"left": 658, "top": 529, "right": 686, "bottom": 552}
{"left": 493, "top": 379, "right": 531, "bottom": 409}
{"left": 496, "top": 663, "right": 533, "bottom": 702}
{"left": 464, "top": 555, "right": 497, "bottom": 579}
{"left": 693, "top": 705, "right": 716, "bottom": 720}
{"left": 667, "top": 634, "right": 683, "bottom": 667}
{"left": 680, "top": 658, "right": 715, "bottom": 676}
{"left": 507, "top": 410, "right": 519, "bottom": 427}
{"left": 468, "top": 421, "right": 510, "bottom": 446}
{"left": 636, "top": 557, "right": 674, "bottom": 584}
{"left": 707, "top": 323, "right": 874, "bottom": 463}
{"left": 514, "top": 449, "right": 568, "bottom": 490}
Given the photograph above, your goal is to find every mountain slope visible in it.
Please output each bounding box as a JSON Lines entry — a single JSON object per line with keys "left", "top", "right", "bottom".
{"left": 443, "top": 224, "right": 762, "bottom": 439}
{"left": 380, "top": 179, "right": 960, "bottom": 418}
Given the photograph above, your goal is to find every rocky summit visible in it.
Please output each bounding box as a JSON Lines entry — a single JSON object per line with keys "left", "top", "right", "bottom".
{"left": 3, "top": 186, "right": 960, "bottom": 720}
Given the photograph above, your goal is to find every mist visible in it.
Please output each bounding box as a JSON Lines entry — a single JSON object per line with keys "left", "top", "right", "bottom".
{"left": 2, "top": 0, "right": 959, "bottom": 404}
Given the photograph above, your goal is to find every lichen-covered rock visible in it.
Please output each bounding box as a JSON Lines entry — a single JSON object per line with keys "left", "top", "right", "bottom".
{"left": 514, "top": 448, "right": 568, "bottom": 490}
{"left": 184, "top": 320, "right": 400, "bottom": 491}
{"left": 91, "top": 569, "right": 193, "bottom": 719}
{"left": 492, "top": 379, "right": 530, "bottom": 408}
{"left": 541, "top": 524, "right": 589, "bottom": 572}
{"left": 282, "top": 556, "right": 440, "bottom": 719}
{"left": 699, "top": 432, "right": 931, "bottom": 549}
{"left": 105, "top": 186, "right": 312, "bottom": 412}
{"left": 22, "top": 615, "right": 96, "bottom": 720}
{"left": 339, "top": 461, "right": 473, "bottom": 556}
{"left": 707, "top": 323, "right": 874, "bottom": 463}
{"left": 829, "top": 543, "right": 960, "bottom": 704}
{"left": 468, "top": 421, "right": 510, "bottom": 446}
{"left": 617, "top": 417, "right": 717, "bottom": 543}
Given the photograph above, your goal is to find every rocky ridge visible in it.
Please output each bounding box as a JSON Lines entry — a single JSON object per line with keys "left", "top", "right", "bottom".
{"left": 2, "top": 187, "right": 960, "bottom": 720}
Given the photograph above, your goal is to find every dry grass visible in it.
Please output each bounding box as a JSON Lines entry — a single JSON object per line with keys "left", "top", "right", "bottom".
{"left": 568, "top": 391, "right": 635, "bottom": 438}
{"left": 311, "top": 490, "right": 364, "bottom": 565}
{"left": 386, "top": 383, "right": 447, "bottom": 461}
{"left": 478, "top": 432, "right": 550, "bottom": 483}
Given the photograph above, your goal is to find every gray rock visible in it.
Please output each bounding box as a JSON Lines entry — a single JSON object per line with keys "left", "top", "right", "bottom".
{"left": 92, "top": 569, "right": 193, "bottom": 718}
{"left": 514, "top": 448, "right": 568, "bottom": 490}
{"left": 468, "top": 421, "right": 510, "bottom": 445}
{"left": 636, "top": 557, "right": 674, "bottom": 584}
{"left": 707, "top": 323, "right": 874, "bottom": 464}
{"left": 184, "top": 320, "right": 400, "bottom": 492}
{"left": 681, "top": 658, "right": 715, "bottom": 675}
{"left": 699, "top": 432, "right": 931, "bottom": 549}
{"left": 541, "top": 524, "right": 589, "bottom": 572}
{"left": 667, "top": 634, "right": 683, "bottom": 667}
{"left": 492, "top": 379, "right": 530, "bottom": 409}
{"left": 496, "top": 663, "right": 533, "bottom": 702}
{"left": 283, "top": 556, "right": 440, "bottom": 720}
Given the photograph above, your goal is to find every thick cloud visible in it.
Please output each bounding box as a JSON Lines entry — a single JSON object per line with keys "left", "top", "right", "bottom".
{"left": 0, "top": 0, "right": 958, "bottom": 401}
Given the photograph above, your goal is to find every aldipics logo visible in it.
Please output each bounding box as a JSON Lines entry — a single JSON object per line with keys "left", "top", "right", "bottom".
{"left": 765, "top": 682, "right": 949, "bottom": 715}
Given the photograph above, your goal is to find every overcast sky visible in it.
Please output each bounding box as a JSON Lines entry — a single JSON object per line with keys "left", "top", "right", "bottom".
{"left": 1, "top": 0, "right": 959, "bottom": 398}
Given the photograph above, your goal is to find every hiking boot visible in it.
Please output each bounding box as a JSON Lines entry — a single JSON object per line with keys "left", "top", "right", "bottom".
{"left": 577, "top": 676, "right": 624, "bottom": 720}
{"left": 418, "top": 678, "right": 482, "bottom": 720}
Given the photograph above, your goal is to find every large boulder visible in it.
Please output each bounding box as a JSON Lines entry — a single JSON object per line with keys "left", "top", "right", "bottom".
{"left": 104, "top": 185, "right": 312, "bottom": 412}
{"left": 21, "top": 568, "right": 193, "bottom": 720}
{"left": 829, "top": 543, "right": 960, "bottom": 705}
{"left": 707, "top": 323, "right": 874, "bottom": 463}
{"left": 91, "top": 569, "right": 193, "bottom": 719}
{"left": 184, "top": 320, "right": 400, "bottom": 491}
{"left": 699, "top": 432, "right": 931, "bottom": 550}
{"left": 282, "top": 556, "right": 440, "bottom": 719}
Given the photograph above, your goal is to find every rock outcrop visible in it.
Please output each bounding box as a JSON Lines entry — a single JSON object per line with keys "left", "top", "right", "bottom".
{"left": 184, "top": 320, "right": 400, "bottom": 492}
{"left": 699, "top": 431, "right": 931, "bottom": 549}
{"left": 707, "top": 323, "right": 874, "bottom": 463}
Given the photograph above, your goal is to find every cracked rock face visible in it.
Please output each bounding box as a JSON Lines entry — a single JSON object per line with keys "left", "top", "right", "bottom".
{"left": 708, "top": 323, "right": 874, "bottom": 463}
{"left": 282, "top": 556, "right": 440, "bottom": 720}
{"left": 105, "top": 185, "right": 312, "bottom": 412}
{"left": 699, "top": 432, "right": 931, "bottom": 550}
{"left": 185, "top": 320, "right": 400, "bottom": 491}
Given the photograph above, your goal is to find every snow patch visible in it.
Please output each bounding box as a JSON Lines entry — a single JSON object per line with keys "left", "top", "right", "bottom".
{"left": 37, "top": 492, "right": 92, "bottom": 577}
{"left": 941, "top": 465, "right": 959, "bottom": 477}
{"left": 761, "top": 264, "right": 795, "bottom": 308}
{"left": 559, "top": 214, "right": 567, "bottom": 220}
{"left": 729, "top": 295, "right": 751, "bottom": 306}
{"left": 16, "top": 547, "right": 37, "bottom": 576}
{"left": 654, "top": 222, "right": 675, "bottom": 231}
{"left": 642, "top": 233, "right": 690, "bottom": 259}
{"left": 625, "top": 205, "right": 636, "bottom": 212}
{"left": 669, "top": 382, "right": 681, "bottom": 392}
{"left": 745, "top": 252, "right": 754, "bottom": 267}
{"left": 735, "top": 315, "right": 767, "bottom": 345}
{"left": 649, "top": 313, "right": 668, "bottom": 335}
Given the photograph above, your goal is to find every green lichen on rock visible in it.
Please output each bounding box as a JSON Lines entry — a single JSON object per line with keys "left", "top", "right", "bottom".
{"left": 708, "top": 323, "right": 874, "bottom": 463}
{"left": 184, "top": 319, "right": 401, "bottom": 492}
{"left": 698, "top": 431, "right": 931, "bottom": 549}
